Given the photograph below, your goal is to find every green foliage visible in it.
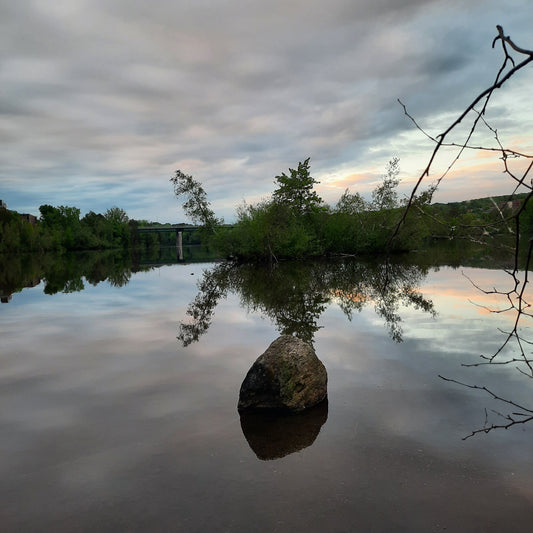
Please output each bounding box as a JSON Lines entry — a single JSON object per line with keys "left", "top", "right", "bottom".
{"left": 519, "top": 194, "right": 533, "bottom": 244}
{"left": 216, "top": 200, "right": 316, "bottom": 261}
{"left": 214, "top": 159, "right": 329, "bottom": 261}
{"left": 104, "top": 207, "right": 131, "bottom": 247}
{"left": 272, "top": 158, "right": 324, "bottom": 216}
{"left": 0, "top": 208, "right": 40, "bottom": 253}
{"left": 336, "top": 189, "right": 368, "bottom": 215}
{"left": 105, "top": 206, "right": 129, "bottom": 225}
{"left": 417, "top": 192, "right": 529, "bottom": 246}
{"left": 371, "top": 157, "right": 400, "bottom": 211}
{"left": 1, "top": 204, "right": 135, "bottom": 253}
{"left": 214, "top": 157, "right": 426, "bottom": 261}
{"left": 169, "top": 157, "right": 434, "bottom": 261}
{"left": 323, "top": 159, "right": 436, "bottom": 254}
{"left": 170, "top": 170, "right": 222, "bottom": 234}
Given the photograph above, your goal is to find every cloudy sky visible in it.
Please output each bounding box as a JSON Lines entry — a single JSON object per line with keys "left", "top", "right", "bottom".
{"left": 2, "top": 0, "right": 533, "bottom": 222}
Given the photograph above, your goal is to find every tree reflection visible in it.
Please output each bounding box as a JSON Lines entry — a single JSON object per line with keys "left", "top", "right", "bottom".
{"left": 0, "top": 250, "right": 145, "bottom": 299}
{"left": 178, "top": 257, "right": 436, "bottom": 346}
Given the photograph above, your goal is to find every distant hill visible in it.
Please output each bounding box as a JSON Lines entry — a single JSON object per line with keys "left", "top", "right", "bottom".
{"left": 431, "top": 192, "right": 528, "bottom": 217}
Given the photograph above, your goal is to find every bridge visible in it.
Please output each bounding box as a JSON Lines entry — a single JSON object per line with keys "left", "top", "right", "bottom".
{"left": 137, "top": 224, "right": 199, "bottom": 234}
{"left": 136, "top": 225, "right": 200, "bottom": 260}
{"left": 137, "top": 224, "right": 234, "bottom": 235}
{"left": 136, "top": 224, "right": 234, "bottom": 258}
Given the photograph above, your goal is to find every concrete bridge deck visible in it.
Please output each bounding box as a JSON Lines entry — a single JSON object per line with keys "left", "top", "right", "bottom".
{"left": 137, "top": 225, "right": 199, "bottom": 233}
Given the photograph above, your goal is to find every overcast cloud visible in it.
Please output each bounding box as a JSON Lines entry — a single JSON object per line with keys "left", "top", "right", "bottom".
{"left": 1, "top": 0, "right": 532, "bottom": 221}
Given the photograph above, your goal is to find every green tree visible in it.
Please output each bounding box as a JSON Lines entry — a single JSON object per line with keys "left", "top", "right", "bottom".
{"left": 170, "top": 170, "right": 222, "bottom": 233}
{"left": 371, "top": 157, "right": 400, "bottom": 211}
{"left": 80, "top": 211, "right": 107, "bottom": 248}
{"left": 105, "top": 207, "right": 130, "bottom": 247}
{"left": 105, "top": 206, "right": 129, "bottom": 225}
{"left": 39, "top": 205, "right": 63, "bottom": 228}
{"left": 272, "top": 158, "right": 324, "bottom": 216}
{"left": 38, "top": 204, "right": 81, "bottom": 250}
{"left": 0, "top": 208, "right": 22, "bottom": 252}
{"left": 215, "top": 200, "right": 308, "bottom": 262}
{"left": 335, "top": 189, "right": 368, "bottom": 216}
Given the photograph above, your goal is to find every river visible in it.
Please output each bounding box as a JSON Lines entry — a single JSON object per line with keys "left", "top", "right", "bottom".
{"left": 1, "top": 247, "right": 533, "bottom": 531}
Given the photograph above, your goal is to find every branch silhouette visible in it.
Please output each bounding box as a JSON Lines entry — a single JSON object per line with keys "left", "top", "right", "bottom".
{"left": 396, "top": 26, "right": 533, "bottom": 374}
{"left": 439, "top": 375, "right": 533, "bottom": 440}
{"left": 395, "top": 26, "right": 533, "bottom": 438}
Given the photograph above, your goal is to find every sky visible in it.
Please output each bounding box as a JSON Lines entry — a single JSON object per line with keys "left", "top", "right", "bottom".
{"left": 1, "top": 0, "right": 533, "bottom": 223}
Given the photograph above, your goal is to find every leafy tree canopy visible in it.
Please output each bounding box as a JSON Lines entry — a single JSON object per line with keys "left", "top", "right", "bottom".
{"left": 335, "top": 189, "right": 368, "bottom": 215}
{"left": 105, "top": 206, "right": 129, "bottom": 225}
{"left": 170, "top": 170, "right": 222, "bottom": 233}
{"left": 272, "top": 158, "right": 324, "bottom": 216}
{"left": 371, "top": 157, "right": 400, "bottom": 211}
{"left": 39, "top": 204, "right": 80, "bottom": 227}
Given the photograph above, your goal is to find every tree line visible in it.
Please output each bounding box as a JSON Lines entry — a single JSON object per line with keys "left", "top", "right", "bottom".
{"left": 172, "top": 157, "right": 533, "bottom": 262}
{"left": 3, "top": 163, "right": 530, "bottom": 258}
{"left": 0, "top": 205, "right": 139, "bottom": 253}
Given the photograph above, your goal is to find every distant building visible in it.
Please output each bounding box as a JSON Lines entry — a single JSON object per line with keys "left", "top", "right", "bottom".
{"left": 0, "top": 277, "right": 41, "bottom": 304}
{"left": 20, "top": 213, "right": 38, "bottom": 225}
{"left": 498, "top": 200, "right": 521, "bottom": 212}
{"left": 0, "top": 199, "right": 7, "bottom": 209}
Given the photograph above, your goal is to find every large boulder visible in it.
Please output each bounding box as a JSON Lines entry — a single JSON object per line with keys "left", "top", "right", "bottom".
{"left": 238, "top": 335, "right": 327, "bottom": 412}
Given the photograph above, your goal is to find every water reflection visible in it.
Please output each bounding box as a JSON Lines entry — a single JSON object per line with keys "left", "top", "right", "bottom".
{"left": 240, "top": 399, "right": 328, "bottom": 460}
{"left": 4, "top": 248, "right": 533, "bottom": 529}
{"left": 4, "top": 244, "right": 530, "bottom": 441}
{"left": 425, "top": 261, "right": 533, "bottom": 439}
{"left": 176, "top": 254, "right": 533, "bottom": 441}
{"left": 0, "top": 245, "right": 216, "bottom": 301}
{"left": 0, "top": 250, "right": 139, "bottom": 300}
{"left": 178, "top": 258, "right": 436, "bottom": 458}
{"left": 178, "top": 257, "right": 436, "bottom": 345}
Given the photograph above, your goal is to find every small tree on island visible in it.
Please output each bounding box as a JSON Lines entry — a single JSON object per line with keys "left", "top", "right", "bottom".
{"left": 272, "top": 158, "right": 324, "bottom": 216}
{"left": 170, "top": 169, "right": 222, "bottom": 234}
{"left": 371, "top": 157, "right": 400, "bottom": 211}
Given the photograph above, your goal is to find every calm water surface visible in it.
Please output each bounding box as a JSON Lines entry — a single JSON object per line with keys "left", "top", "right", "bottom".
{"left": 1, "top": 252, "right": 533, "bottom": 531}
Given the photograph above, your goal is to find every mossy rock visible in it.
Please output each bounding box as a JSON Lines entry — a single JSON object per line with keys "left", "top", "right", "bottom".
{"left": 238, "top": 335, "right": 327, "bottom": 412}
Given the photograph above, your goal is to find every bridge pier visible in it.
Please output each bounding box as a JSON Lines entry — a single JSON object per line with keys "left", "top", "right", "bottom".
{"left": 177, "top": 231, "right": 183, "bottom": 260}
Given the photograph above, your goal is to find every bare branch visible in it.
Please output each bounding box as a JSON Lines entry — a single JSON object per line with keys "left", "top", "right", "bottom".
{"left": 391, "top": 26, "right": 533, "bottom": 242}
{"left": 439, "top": 375, "right": 533, "bottom": 439}
{"left": 399, "top": 27, "right": 533, "bottom": 438}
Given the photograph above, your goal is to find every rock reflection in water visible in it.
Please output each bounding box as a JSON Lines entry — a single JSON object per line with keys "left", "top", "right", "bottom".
{"left": 239, "top": 399, "right": 328, "bottom": 460}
